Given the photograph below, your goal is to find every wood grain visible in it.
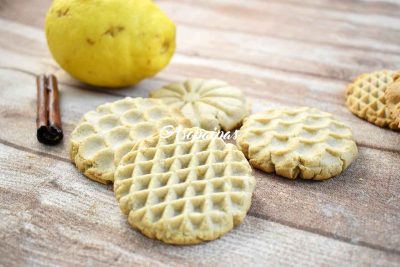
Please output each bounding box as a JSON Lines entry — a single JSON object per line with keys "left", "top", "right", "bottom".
{"left": 0, "top": 0, "right": 399, "bottom": 266}
{"left": 1, "top": 144, "right": 400, "bottom": 267}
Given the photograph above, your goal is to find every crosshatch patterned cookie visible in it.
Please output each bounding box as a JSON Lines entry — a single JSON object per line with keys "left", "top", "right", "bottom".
{"left": 237, "top": 107, "right": 358, "bottom": 180}
{"left": 149, "top": 79, "right": 251, "bottom": 131}
{"left": 70, "top": 97, "right": 191, "bottom": 184}
{"left": 114, "top": 127, "right": 256, "bottom": 244}
{"left": 346, "top": 70, "right": 399, "bottom": 130}
{"left": 385, "top": 72, "right": 400, "bottom": 128}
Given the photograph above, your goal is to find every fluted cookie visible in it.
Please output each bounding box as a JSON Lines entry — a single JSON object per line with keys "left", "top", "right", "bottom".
{"left": 70, "top": 97, "right": 191, "bottom": 184}
{"left": 150, "top": 79, "right": 251, "bottom": 131}
{"left": 346, "top": 70, "right": 399, "bottom": 130}
{"left": 237, "top": 107, "right": 358, "bottom": 180}
{"left": 385, "top": 72, "right": 400, "bottom": 128}
{"left": 114, "top": 127, "right": 255, "bottom": 244}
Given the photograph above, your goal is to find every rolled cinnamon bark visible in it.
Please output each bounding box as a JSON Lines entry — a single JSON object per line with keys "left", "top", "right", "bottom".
{"left": 36, "top": 74, "right": 63, "bottom": 145}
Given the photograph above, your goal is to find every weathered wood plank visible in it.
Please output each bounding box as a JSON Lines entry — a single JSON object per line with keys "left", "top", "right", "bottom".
{"left": 266, "top": 0, "right": 400, "bottom": 17}
{"left": 251, "top": 147, "right": 400, "bottom": 252}
{"left": 162, "top": 0, "right": 400, "bottom": 55}
{"left": 1, "top": 144, "right": 399, "bottom": 267}
{"left": 176, "top": 25, "right": 400, "bottom": 82}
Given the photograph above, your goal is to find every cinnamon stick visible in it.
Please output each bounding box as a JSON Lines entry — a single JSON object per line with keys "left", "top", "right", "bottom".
{"left": 36, "top": 74, "right": 63, "bottom": 145}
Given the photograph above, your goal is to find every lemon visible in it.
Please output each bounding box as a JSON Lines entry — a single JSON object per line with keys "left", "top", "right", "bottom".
{"left": 45, "top": 0, "right": 176, "bottom": 88}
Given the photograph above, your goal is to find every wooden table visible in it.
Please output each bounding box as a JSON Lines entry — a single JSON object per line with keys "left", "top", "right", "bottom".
{"left": 1, "top": 0, "right": 399, "bottom": 266}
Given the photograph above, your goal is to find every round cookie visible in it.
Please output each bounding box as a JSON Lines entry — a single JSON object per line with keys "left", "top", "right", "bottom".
{"left": 114, "top": 127, "right": 255, "bottom": 244}
{"left": 70, "top": 97, "right": 191, "bottom": 184}
{"left": 385, "top": 72, "right": 400, "bottom": 128}
{"left": 237, "top": 107, "right": 358, "bottom": 180}
{"left": 150, "top": 79, "right": 251, "bottom": 131}
{"left": 346, "top": 70, "right": 399, "bottom": 130}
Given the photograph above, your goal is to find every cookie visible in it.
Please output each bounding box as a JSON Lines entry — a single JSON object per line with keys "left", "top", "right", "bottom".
{"left": 385, "top": 72, "right": 400, "bottom": 128}
{"left": 346, "top": 70, "right": 398, "bottom": 130}
{"left": 114, "top": 127, "right": 255, "bottom": 244}
{"left": 150, "top": 79, "right": 251, "bottom": 131}
{"left": 70, "top": 97, "right": 191, "bottom": 184}
{"left": 237, "top": 107, "right": 358, "bottom": 180}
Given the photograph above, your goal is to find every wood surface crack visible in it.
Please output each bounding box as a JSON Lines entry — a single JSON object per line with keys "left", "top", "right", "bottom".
{"left": 178, "top": 50, "right": 349, "bottom": 83}
{"left": 263, "top": 0, "right": 400, "bottom": 19}
{"left": 0, "top": 138, "right": 70, "bottom": 164}
{"left": 177, "top": 20, "right": 400, "bottom": 57}
{"left": 249, "top": 211, "right": 400, "bottom": 256}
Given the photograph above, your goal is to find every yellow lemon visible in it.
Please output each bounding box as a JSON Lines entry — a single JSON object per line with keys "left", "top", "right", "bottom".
{"left": 45, "top": 0, "right": 176, "bottom": 88}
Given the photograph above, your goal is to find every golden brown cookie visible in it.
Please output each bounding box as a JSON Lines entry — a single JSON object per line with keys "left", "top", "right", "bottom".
{"left": 385, "top": 72, "right": 400, "bottom": 128}
{"left": 114, "top": 127, "right": 255, "bottom": 244}
{"left": 346, "top": 70, "right": 398, "bottom": 130}
{"left": 237, "top": 107, "right": 358, "bottom": 180}
{"left": 150, "top": 79, "right": 251, "bottom": 131}
{"left": 70, "top": 97, "right": 191, "bottom": 184}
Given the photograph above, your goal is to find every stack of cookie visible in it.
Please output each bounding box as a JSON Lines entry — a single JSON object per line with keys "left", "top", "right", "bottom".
{"left": 346, "top": 70, "right": 400, "bottom": 130}
{"left": 70, "top": 80, "right": 256, "bottom": 244}
{"left": 70, "top": 77, "right": 370, "bottom": 244}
